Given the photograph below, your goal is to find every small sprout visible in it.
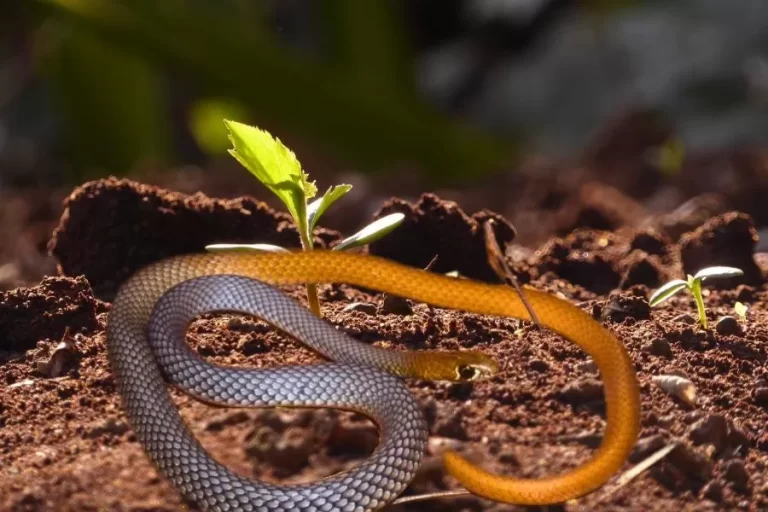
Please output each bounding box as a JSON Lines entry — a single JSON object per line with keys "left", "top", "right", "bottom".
{"left": 207, "top": 120, "right": 405, "bottom": 317}
{"left": 734, "top": 301, "right": 748, "bottom": 322}
{"left": 652, "top": 374, "right": 697, "bottom": 407}
{"left": 648, "top": 266, "right": 744, "bottom": 329}
{"left": 308, "top": 185, "right": 352, "bottom": 231}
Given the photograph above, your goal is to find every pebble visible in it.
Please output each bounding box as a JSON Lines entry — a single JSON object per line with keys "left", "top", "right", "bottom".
{"left": 643, "top": 337, "right": 673, "bottom": 358}
{"left": 715, "top": 315, "right": 742, "bottom": 336}
{"left": 722, "top": 459, "right": 750, "bottom": 490}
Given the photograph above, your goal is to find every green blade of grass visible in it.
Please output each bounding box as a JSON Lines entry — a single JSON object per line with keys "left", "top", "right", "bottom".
{"left": 649, "top": 279, "right": 689, "bottom": 307}
{"left": 332, "top": 213, "right": 405, "bottom": 251}
{"left": 307, "top": 184, "right": 352, "bottom": 231}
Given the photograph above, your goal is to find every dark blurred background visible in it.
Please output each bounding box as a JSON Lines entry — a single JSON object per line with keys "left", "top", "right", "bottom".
{"left": 2, "top": 0, "right": 768, "bottom": 288}
{"left": 3, "top": 0, "right": 767, "bottom": 186}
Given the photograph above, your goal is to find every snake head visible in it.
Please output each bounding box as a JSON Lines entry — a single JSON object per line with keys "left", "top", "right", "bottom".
{"left": 452, "top": 352, "right": 499, "bottom": 382}
{"left": 409, "top": 350, "right": 499, "bottom": 382}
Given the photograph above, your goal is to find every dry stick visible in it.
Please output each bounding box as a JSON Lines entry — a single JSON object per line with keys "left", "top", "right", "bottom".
{"left": 483, "top": 219, "right": 541, "bottom": 327}
{"left": 391, "top": 489, "right": 472, "bottom": 506}
{"left": 585, "top": 442, "right": 678, "bottom": 507}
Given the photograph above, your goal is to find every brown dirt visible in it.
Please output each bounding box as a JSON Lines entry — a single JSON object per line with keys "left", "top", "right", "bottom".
{"left": 2, "top": 173, "right": 768, "bottom": 512}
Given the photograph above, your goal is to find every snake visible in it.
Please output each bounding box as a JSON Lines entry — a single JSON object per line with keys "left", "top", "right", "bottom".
{"left": 106, "top": 250, "right": 641, "bottom": 510}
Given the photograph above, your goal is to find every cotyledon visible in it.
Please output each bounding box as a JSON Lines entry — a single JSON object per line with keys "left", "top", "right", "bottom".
{"left": 106, "top": 250, "right": 641, "bottom": 511}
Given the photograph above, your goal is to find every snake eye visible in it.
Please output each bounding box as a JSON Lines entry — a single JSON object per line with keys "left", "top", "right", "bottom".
{"left": 456, "top": 364, "right": 481, "bottom": 381}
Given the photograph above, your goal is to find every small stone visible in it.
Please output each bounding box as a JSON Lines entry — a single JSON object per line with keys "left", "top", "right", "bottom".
{"left": 559, "top": 379, "right": 604, "bottom": 405}
{"left": 643, "top": 337, "right": 673, "bottom": 358}
{"left": 342, "top": 302, "right": 377, "bottom": 315}
{"left": 700, "top": 480, "right": 724, "bottom": 502}
{"left": 722, "top": 459, "right": 750, "bottom": 490}
{"left": 715, "top": 316, "right": 742, "bottom": 336}
{"left": 378, "top": 294, "right": 414, "bottom": 316}
{"left": 754, "top": 387, "right": 768, "bottom": 406}
{"left": 689, "top": 414, "right": 729, "bottom": 453}
{"left": 528, "top": 359, "right": 550, "bottom": 373}
{"left": 673, "top": 313, "right": 697, "bottom": 325}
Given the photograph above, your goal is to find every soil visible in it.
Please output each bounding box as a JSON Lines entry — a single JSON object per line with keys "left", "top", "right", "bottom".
{"left": 2, "top": 110, "right": 768, "bottom": 511}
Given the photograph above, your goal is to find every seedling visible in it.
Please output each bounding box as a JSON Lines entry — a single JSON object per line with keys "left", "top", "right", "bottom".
{"left": 649, "top": 266, "right": 745, "bottom": 329}
{"left": 734, "top": 301, "right": 749, "bottom": 322}
{"left": 207, "top": 120, "right": 405, "bottom": 317}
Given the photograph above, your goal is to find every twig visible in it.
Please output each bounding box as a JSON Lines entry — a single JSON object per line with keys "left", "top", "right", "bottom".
{"left": 391, "top": 489, "right": 471, "bottom": 506}
{"left": 483, "top": 219, "right": 541, "bottom": 327}
{"left": 589, "top": 441, "right": 678, "bottom": 506}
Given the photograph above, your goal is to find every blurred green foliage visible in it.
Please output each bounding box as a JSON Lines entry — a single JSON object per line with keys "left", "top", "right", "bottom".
{"left": 33, "top": 0, "right": 513, "bottom": 181}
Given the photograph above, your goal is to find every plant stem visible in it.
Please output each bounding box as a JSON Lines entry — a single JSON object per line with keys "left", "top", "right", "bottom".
{"left": 691, "top": 280, "right": 707, "bottom": 329}
{"left": 298, "top": 228, "right": 322, "bottom": 318}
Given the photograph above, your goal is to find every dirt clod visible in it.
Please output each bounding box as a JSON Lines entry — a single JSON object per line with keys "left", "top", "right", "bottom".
{"left": 755, "top": 387, "right": 768, "bottom": 406}
{"left": 679, "top": 212, "right": 764, "bottom": 288}
{"left": 722, "top": 459, "right": 750, "bottom": 490}
{"left": 643, "top": 337, "right": 673, "bottom": 358}
{"left": 378, "top": 295, "right": 414, "bottom": 316}
{"left": 558, "top": 379, "right": 604, "bottom": 405}
{"left": 0, "top": 276, "right": 103, "bottom": 353}
{"left": 689, "top": 414, "right": 729, "bottom": 453}
{"left": 368, "top": 193, "right": 516, "bottom": 282}
{"left": 48, "top": 178, "right": 341, "bottom": 299}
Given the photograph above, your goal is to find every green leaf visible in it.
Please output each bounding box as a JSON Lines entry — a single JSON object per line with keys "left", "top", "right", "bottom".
{"left": 307, "top": 184, "right": 352, "bottom": 231}
{"left": 205, "top": 243, "right": 290, "bottom": 253}
{"left": 734, "top": 301, "right": 748, "bottom": 321}
{"left": 693, "top": 266, "right": 744, "bottom": 282}
{"left": 224, "top": 120, "right": 317, "bottom": 232}
{"left": 332, "top": 213, "right": 405, "bottom": 251}
{"left": 649, "top": 279, "right": 689, "bottom": 307}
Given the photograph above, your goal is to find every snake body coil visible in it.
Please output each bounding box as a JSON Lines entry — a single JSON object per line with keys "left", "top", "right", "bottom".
{"left": 107, "top": 250, "right": 641, "bottom": 510}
